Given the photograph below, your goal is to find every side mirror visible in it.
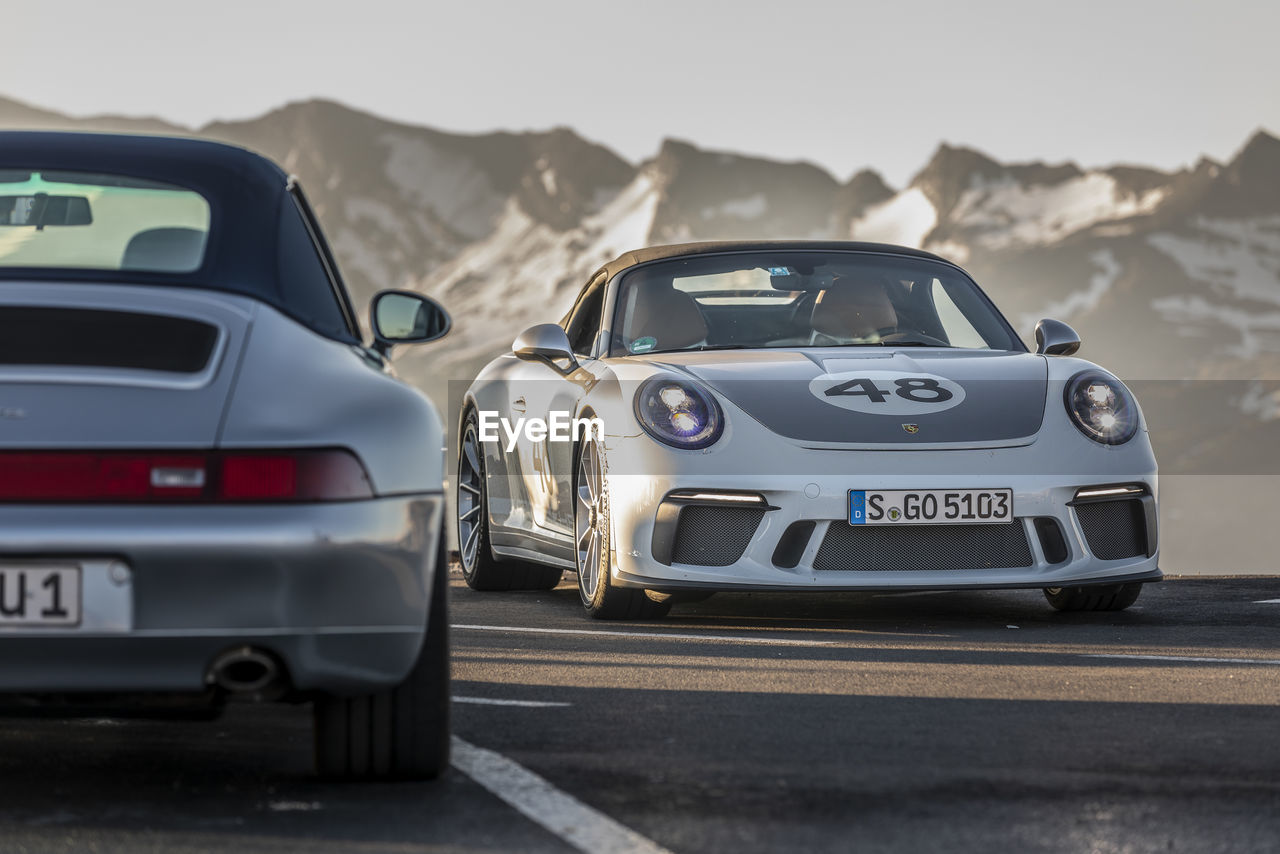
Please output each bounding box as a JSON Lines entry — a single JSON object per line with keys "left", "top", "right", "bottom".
{"left": 371, "top": 290, "right": 451, "bottom": 356}
{"left": 1034, "top": 318, "right": 1081, "bottom": 356}
{"left": 513, "top": 323, "right": 578, "bottom": 370}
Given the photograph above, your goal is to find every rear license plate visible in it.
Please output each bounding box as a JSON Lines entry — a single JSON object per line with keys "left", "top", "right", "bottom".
{"left": 0, "top": 566, "right": 81, "bottom": 626}
{"left": 849, "top": 489, "right": 1013, "bottom": 525}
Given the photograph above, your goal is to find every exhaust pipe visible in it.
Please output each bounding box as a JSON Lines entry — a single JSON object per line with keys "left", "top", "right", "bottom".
{"left": 208, "top": 646, "right": 283, "bottom": 697}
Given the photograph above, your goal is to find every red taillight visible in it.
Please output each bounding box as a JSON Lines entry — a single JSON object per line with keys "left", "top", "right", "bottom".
{"left": 0, "top": 450, "right": 373, "bottom": 503}
{"left": 221, "top": 455, "right": 297, "bottom": 500}
{"left": 218, "top": 452, "right": 373, "bottom": 501}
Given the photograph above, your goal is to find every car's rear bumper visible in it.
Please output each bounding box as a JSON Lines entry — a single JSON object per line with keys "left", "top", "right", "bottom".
{"left": 0, "top": 494, "right": 443, "bottom": 695}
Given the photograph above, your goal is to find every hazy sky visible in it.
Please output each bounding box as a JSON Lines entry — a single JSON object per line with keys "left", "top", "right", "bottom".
{"left": 7, "top": 0, "right": 1279, "bottom": 185}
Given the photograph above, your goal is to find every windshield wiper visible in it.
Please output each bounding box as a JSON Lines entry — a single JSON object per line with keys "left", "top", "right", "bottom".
{"left": 688, "top": 343, "right": 751, "bottom": 351}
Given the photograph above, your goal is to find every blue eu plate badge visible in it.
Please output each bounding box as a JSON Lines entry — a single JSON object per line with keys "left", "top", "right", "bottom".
{"left": 848, "top": 490, "right": 866, "bottom": 524}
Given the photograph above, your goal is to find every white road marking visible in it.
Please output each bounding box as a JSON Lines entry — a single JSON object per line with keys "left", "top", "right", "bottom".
{"left": 1086, "top": 654, "right": 1280, "bottom": 666}
{"left": 453, "top": 696, "right": 571, "bottom": 708}
{"left": 452, "top": 623, "right": 837, "bottom": 647}
{"left": 451, "top": 737, "right": 673, "bottom": 854}
{"left": 1254, "top": 599, "right": 1280, "bottom": 604}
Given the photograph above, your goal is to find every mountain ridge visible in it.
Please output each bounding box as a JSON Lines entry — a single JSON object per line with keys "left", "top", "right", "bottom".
{"left": 1, "top": 94, "right": 1278, "bottom": 571}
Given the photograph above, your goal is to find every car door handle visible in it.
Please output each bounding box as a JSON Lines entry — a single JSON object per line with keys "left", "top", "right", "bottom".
{"left": 512, "top": 396, "right": 527, "bottom": 413}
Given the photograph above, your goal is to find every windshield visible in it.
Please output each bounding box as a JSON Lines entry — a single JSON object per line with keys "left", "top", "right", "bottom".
{"left": 0, "top": 170, "right": 211, "bottom": 274}
{"left": 610, "top": 251, "right": 1024, "bottom": 355}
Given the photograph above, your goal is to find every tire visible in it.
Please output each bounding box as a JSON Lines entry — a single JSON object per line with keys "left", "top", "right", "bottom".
{"left": 457, "top": 409, "right": 563, "bottom": 592}
{"left": 313, "top": 522, "right": 451, "bottom": 781}
{"left": 574, "top": 433, "right": 671, "bottom": 620}
{"left": 1043, "top": 582, "right": 1143, "bottom": 612}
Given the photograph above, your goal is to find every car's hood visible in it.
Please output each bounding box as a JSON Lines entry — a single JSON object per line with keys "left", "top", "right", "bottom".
{"left": 648, "top": 348, "right": 1047, "bottom": 447}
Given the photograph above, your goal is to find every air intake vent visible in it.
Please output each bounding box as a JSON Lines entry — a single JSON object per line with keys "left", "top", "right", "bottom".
{"left": 670, "top": 505, "right": 766, "bottom": 567}
{"left": 814, "top": 522, "right": 1034, "bottom": 572}
{"left": 1075, "top": 499, "right": 1147, "bottom": 560}
{"left": 0, "top": 307, "right": 218, "bottom": 373}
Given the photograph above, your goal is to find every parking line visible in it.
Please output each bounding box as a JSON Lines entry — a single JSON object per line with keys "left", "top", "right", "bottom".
{"left": 1255, "top": 599, "right": 1280, "bottom": 604}
{"left": 452, "top": 623, "right": 837, "bottom": 647}
{"left": 452, "top": 737, "right": 673, "bottom": 854}
{"left": 453, "top": 696, "right": 571, "bottom": 708}
{"left": 1085, "top": 653, "right": 1280, "bottom": 666}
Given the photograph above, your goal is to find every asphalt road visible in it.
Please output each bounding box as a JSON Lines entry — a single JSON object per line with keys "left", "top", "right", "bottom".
{"left": 1, "top": 575, "right": 1278, "bottom": 853}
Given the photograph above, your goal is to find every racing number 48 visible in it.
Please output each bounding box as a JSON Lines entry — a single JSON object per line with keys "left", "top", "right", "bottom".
{"left": 824, "top": 377, "right": 953, "bottom": 403}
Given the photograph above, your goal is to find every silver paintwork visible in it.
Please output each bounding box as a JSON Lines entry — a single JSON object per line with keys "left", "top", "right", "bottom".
{"left": 513, "top": 323, "right": 577, "bottom": 366}
{"left": 0, "top": 282, "right": 447, "bottom": 696}
{"left": 463, "top": 325, "right": 1159, "bottom": 595}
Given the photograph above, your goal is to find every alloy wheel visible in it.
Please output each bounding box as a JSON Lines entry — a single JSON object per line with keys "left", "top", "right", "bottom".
{"left": 575, "top": 439, "right": 604, "bottom": 603}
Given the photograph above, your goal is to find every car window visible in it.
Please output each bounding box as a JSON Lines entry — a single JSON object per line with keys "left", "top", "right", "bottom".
{"left": 929, "top": 278, "right": 988, "bottom": 349}
{"left": 611, "top": 251, "right": 1023, "bottom": 355}
{"left": 564, "top": 272, "right": 606, "bottom": 356}
{"left": 0, "top": 170, "right": 210, "bottom": 273}
{"left": 278, "top": 184, "right": 360, "bottom": 342}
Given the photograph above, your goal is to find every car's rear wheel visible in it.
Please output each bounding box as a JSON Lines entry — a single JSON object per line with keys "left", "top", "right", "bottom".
{"left": 313, "top": 522, "right": 450, "bottom": 781}
{"left": 1043, "top": 582, "right": 1143, "bottom": 612}
{"left": 575, "top": 433, "right": 670, "bottom": 620}
{"left": 457, "top": 409, "right": 562, "bottom": 591}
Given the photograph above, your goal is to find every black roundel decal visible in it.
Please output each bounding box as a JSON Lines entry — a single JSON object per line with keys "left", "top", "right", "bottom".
{"left": 808, "top": 371, "right": 966, "bottom": 415}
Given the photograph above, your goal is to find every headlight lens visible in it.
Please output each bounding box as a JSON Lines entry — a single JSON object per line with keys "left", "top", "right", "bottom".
{"left": 1065, "top": 371, "right": 1139, "bottom": 445}
{"left": 634, "top": 377, "right": 723, "bottom": 449}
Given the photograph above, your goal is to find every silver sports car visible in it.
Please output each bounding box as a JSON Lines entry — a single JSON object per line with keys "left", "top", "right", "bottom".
{"left": 0, "top": 132, "right": 451, "bottom": 780}
{"left": 459, "top": 241, "right": 1159, "bottom": 619}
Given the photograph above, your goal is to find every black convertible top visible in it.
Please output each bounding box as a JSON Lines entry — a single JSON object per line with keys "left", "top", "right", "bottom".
{"left": 601, "top": 240, "right": 957, "bottom": 280}
{"left": 0, "top": 131, "right": 358, "bottom": 342}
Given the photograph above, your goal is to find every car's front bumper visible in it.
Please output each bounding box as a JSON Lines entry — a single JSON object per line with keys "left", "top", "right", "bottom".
{"left": 608, "top": 472, "right": 1160, "bottom": 592}
{"left": 0, "top": 494, "right": 443, "bottom": 695}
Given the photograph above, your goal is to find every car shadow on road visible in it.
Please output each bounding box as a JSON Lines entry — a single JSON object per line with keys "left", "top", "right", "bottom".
{"left": 454, "top": 573, "right": 1280, "bottom": 657}
{"left": 0, "top": 704, "right": 570, "bottom": 854}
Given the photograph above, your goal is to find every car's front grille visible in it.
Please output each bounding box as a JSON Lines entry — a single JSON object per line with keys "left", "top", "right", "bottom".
{"left": 1075, "top": 499, "right": 1147, "bottom": 560}
{"left": 813, "top": 521, "right": 1034, "bottom": 572}
{"left": 670, "top": 505, "right": 766, "bottom": 567}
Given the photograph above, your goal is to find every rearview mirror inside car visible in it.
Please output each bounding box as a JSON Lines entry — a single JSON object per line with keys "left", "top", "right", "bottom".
{"left": 0, "top": 194, "right": 93, "bottom": 228}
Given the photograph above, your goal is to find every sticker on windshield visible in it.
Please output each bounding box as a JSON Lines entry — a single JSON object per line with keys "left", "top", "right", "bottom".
{"left": 630, "top": 336, "right": 657, "bottom": 354}
{"left": 809, "top": 370, "right": 966, "bottom": 415}
{"left": 767, "top": 267, "right": 792, "bottom": 277}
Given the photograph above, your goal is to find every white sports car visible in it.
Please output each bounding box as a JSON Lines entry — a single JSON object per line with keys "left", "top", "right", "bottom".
{"left": 458, "top": 242, "right": 1159, "bottom": 619}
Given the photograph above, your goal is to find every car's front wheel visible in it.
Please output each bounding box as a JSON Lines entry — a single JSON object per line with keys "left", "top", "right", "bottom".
{"left": 313, "top": 523, "right": 450, "bottom": 781}
{"left": 1044, "top": 582, "right": 1143, "bottom": 612}
{"left": 457, "top": 409, "right": 562, "bottom": 591}
{"left": 574, "top": 433, "right": 670, "bottom": 620}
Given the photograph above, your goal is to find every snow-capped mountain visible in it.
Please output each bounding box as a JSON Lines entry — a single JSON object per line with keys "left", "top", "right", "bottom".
{"left": 2, "top": 95, "right": 1277, "bottom": 488}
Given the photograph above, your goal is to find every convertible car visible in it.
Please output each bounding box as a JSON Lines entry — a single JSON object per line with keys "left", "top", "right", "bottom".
{"left": 458, "top": 241, "right": 1159, "bottom": 619}
{"left": 0, "top": 132, "right": 451, "bottom": 779}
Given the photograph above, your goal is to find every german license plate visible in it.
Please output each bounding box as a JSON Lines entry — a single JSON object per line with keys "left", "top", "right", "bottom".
{"left": 849, "top": 489, "right": 1013, "bottom": 525}
{"left": 0, "top": 566, "right": 81, "bottom": 626}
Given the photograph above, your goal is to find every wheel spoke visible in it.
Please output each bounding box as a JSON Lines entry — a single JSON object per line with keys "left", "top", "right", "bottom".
{"left": 462, "top": 436, "right": 481, "bottom": 473}
{"left": 459, "top": 481, "right": 480, "bottom": 497}
{"left": 460, "top": 505, "right": 480, "bottom": 523}
{"left": 582, "top": 445, "right": 598, "bottom": 504}
{"left": 583, "top": 532, "right": 598, "bottom": 596}
{"left": 463, "top": 524, "right": 480, "bottom": 563}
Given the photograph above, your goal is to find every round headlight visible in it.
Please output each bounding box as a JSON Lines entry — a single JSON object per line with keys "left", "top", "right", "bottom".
{"left": 634, "top": 377, "right": 723, "bottom": 449}
{"left": 1065, "top": 371, "right": 1139, "bottom": 445}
